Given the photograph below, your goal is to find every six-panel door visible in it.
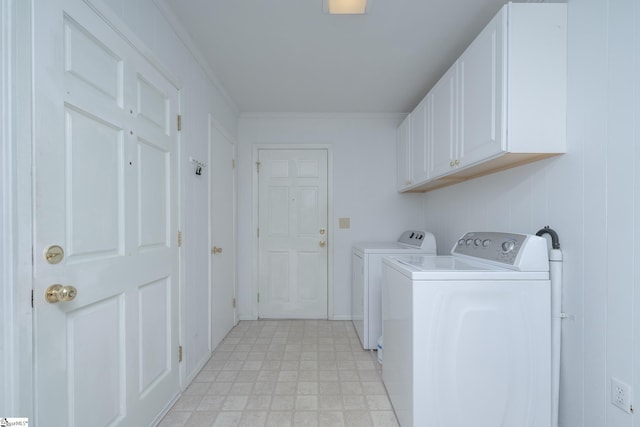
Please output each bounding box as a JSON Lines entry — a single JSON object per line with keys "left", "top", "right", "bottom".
{"left": 33, "top": 1, "right": 180, "bottom": 425}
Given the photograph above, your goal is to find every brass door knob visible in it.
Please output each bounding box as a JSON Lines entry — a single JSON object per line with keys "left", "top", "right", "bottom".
{"left": 45, "top": 284, "right": 77, "bottom": 303}
{"left": 212, "top": 246, "right": 223, "bottom": 254}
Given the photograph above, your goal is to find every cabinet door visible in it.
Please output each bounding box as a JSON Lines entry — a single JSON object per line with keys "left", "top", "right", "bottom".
{"left": 396, "top": 114, "right": 412, "bottom": 191}
{"left": 429, "top": 64, "right": 458, "bottom": 178}
{"left": 410, "top": 97, "right": 429, "bottom": 184}
{"left": 458, "top": 8, "right": 505, "bottom": 167}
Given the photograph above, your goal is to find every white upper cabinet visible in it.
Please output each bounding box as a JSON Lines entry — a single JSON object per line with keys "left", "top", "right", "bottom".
{"left": 399, "top": 3, "right": 567, "bottom": 192}
{"left": 429, "top": 64, "right": 458, "bottom": 179}
{"left": 396, "top": 96, "right": 430, "bottom": 190}
{"left": 396, "top": 114, "right": 412, "bottom": 191}
{"left": 410, "top": 97, "right": 430, "bottom": 183}
{"left": 457, "top": 8, "right": 504, "bottom": 170}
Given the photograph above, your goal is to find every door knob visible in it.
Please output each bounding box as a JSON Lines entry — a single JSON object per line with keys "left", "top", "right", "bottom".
{"left": 211, "top": 246, "right": 223, "bottom": 254}
{"left": 45, "top": 284, "right": 77, "bottom": 303}
{"left": 319, "top": 240, "right": 326, "bottom": 247}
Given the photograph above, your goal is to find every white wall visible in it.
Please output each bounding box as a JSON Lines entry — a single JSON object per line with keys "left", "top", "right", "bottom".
{"left": 237, "top": 114, "right": 425, "bottom": 319}
{"left": 420, "top": 0, "right": 639, "bottom": 425}
{"left": 97, "top": 0, "right": 239, "bottom": 384}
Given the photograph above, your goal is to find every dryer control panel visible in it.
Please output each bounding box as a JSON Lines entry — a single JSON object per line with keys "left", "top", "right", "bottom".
{"left": 397, "top": 230, "right": 436, "bottom": 249}
{"left": 452, "top": 232, "right": 549, "bottom": 271}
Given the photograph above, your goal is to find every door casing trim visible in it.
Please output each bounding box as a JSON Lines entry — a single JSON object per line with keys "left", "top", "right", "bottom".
{"left": 2, "top": 0, "right": 34, "bottom": 419}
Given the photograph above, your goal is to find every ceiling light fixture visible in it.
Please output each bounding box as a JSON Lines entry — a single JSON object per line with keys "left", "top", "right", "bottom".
{"left": 324, "top": 0, "right": 369, "bottom": 15}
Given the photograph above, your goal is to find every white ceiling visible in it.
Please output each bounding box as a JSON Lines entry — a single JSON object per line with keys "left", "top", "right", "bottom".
{"left": 160, "top": 0, "right": 524, "bottom": 113}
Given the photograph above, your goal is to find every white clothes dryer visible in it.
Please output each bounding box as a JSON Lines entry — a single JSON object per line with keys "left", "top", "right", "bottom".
{"left": 381, "top": 232, "right": 551, "bottom": 427}
{"left": 352, "top": 230, "right": 436, "bottom": 350}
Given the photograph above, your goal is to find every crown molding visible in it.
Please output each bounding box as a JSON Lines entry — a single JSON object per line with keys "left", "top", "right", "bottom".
{"left": 239, "top": 112, "right": 407, "bottom": 121}
{"left": 152, "top": 0, "right": 240, "bottom": 115}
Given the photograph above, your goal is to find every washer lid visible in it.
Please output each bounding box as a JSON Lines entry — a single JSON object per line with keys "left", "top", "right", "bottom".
{"left": 353, "top": 241, "right": 436, "bottom": 254}
{"left": 383, "top": 255, "right": 549, "bottom": 281}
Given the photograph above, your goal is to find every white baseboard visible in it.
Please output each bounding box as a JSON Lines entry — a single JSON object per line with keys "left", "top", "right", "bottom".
{"left": 237, "top": 314, "right": 352, "bottom": 321}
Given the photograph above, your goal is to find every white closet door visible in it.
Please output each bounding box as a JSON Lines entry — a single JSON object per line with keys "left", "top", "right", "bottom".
{"left": 210, "top": 124, "right": 236, "bottom": 349}
{"left": 33, "top": 1, "right": 180, "bottom": 425}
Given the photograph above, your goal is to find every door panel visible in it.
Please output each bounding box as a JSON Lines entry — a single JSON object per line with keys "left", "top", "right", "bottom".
{"left": 139, "top": 278, "right": 171, "bottom": 393}
{"left": 258, "top": 149, "right": 328, "bottom": 319}
{"left": 137, "top": 140, "right": 169, "bottom": 248}
{"left": 137, "top": 77, "right": 169, "bottom": 132}
{"left": 63, "top": 17, "right": 124, "bottom": 108}
{"left": 298, "top": 252, "right": 322, "bottom": 301}
{"left": 65, "top": 106, "right": 124, "bottom": 258}
{"left": 34, "top": 1, "right": 179, "bottom": 425}
{"left": 458, "top": 11, "right": 504, "bottom": 166}
{"left": 410, "top": 98, "right": 429, "bottom": 183}
{"left": 69, "top": 296, "right": 125, "bottom": 426}
{"left": 429, "top": 64, "right": 458, "bottom": 178}
{"left": 267, "top": 252, "right": 290, "bottom": 302}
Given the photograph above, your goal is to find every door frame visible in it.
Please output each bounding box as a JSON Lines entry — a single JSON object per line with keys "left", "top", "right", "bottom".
{"left": 251, "top": 144, "right": 334, "bottom": 320}
{"left": 2, "top": 0, "right": 34, "bottom": 418}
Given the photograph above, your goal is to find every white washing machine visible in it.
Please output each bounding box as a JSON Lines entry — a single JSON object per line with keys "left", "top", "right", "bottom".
{"left": 352, "top": 230, "right": 436, "bottom": 350}
{"left": 381, "top": 232, "right": 551, "bottom": 427}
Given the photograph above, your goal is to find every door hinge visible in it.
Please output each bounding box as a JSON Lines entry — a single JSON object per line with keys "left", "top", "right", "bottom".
{"left": 31, "top": 289, "right": 34, "bottom": 308}
{"left": 257, "top": 228, "right": 260, "bottom": 237}
{"left": 232, "top": 159, "right": 236, "bottom": 169}
{"left": 177, "top": 115, "right": 182, "bottom": 131}
{"left": 178, "top": 230, "right": 182, "bottom": 247}
{"left": 256, "top": 161, "right": 260, "bottom": 173}
{"left": 178, "top": 345, "right": 183, "bottom": 362}
{"left": 232, "top": 298, "right": 236, "bottom": 308}
{"left": 257, "top": 293, "right": 260, "bottom": 303}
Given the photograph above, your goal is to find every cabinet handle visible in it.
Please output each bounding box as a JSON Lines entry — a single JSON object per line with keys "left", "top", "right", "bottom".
{"left": 454, "top": 159, "right": 460, "bottom": 165}
{"left": 449, "top": 161, "right": 455, "bottom": 167}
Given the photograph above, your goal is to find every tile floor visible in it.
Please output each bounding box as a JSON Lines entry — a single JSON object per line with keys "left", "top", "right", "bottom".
{"left": 158, "top": 320, "right": 399, "bottom": 427}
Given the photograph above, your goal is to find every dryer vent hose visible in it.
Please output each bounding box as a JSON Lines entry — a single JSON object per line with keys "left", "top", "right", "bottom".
{"left": 536, "top": 226, "right": 561, "bottom": 249}
{"left": 536, "top": 225, "right": 563, "bottom": 427}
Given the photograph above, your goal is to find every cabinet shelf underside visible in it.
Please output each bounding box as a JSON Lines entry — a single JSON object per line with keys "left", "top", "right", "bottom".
{"left": 403, "top": 152, "right": 560, "bottom": 193}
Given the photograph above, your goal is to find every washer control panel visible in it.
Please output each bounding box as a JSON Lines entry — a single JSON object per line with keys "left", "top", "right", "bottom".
{"left": 453, "top": 232, "right": 528, "bottom": 266}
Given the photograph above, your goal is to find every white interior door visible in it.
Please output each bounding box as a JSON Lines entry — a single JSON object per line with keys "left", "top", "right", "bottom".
{"left": 257, "top": 149, "right": 328, "bottom": 319}
{"left": 33, "top": 1, "right": 180, "bottom": 425}
{"left": 210, "top": 124, "right": 236, "bottom": 349}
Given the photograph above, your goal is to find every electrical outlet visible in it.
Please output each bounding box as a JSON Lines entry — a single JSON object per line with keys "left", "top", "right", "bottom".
{"left": 611, "top": 377, "right": 634, "bottom": 414}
